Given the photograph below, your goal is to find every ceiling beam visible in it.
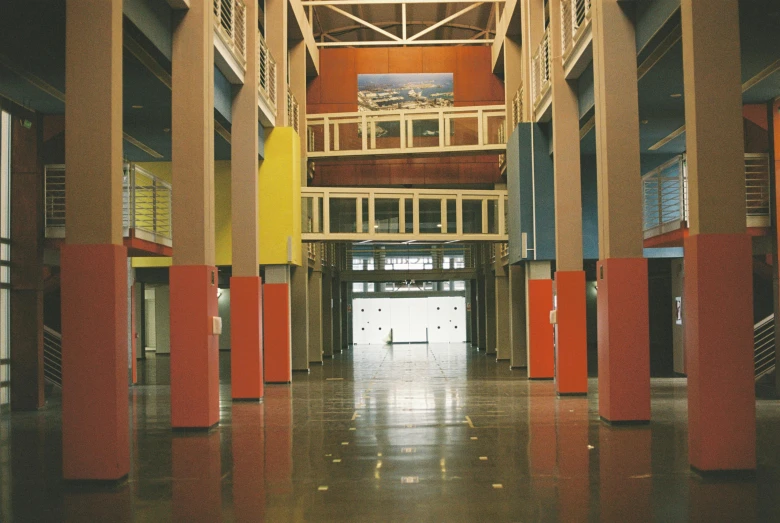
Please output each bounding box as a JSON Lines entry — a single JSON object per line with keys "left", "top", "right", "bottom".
{"left": 325, "top": 5, "right": 402, "bottom": 41}
{"left": 408, "top": 2, "right": 484, "bottom": 41}
{"left": 315, "top": 21, "right": 493, "bottom": 38}
{"left": 316, "top": 38, "right": 494, "bottom": 46}
{"left": 303, "top": 0, "right": 503, "bottom": 4}
{"left": 289, "top": 0, "right": 321, "bottom": 74}
{"left": 491, "top": 0, "right": 517, "bottom": 72}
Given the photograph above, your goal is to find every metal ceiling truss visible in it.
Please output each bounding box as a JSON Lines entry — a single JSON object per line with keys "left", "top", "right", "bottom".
{"left": 303, "top": 0, "right": 503, "bottom": 47}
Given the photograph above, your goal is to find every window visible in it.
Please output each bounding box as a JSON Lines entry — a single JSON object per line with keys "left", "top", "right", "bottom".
{"left": 0, "top": 112, "right": 11, "bottom": 410}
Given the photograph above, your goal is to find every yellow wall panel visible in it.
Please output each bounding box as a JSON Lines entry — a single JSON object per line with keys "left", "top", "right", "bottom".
{"left": 258, "top": 128, "right": 302, "bottom": 266}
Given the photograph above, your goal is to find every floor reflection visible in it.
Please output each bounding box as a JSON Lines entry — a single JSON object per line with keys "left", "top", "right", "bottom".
{"left": 0, "top": 344, "right": 778, "bottom": 521}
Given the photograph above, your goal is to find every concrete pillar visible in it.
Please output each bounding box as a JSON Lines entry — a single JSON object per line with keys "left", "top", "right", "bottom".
{"left": 477, "top": 274, "right": 487, "bottom": 350}
{"left": 170, "top": 0, "right": 219, "bottom": 429}
{"left": 154, "top": 285, "right": 170, "bottom": 354}
{"left": 266, "top": 0, "right": 288, "bottom": 126}
{"left": 61, "top": 0, "right": 128, "bottom": 480}
{"left": 550, "top": 0, "right": 587, "bottom": 395}
{"left": 495, "top": 260, "right": 511, "bottom": 361}
{"left": 308, "top": 261, "right": 324, "bottom": 364}
{"left": 509, "top": 264, "right": 527, "bottom": 369}
{"left": 504, "top": 35, "right": 523, "bottom": 127}
{"left": 291, "top": 259, "right": 309, "bottom": 371}
{"left": 485, "top": 271, "right": 497, "bottom": 355}
{"left": 322, "top": 271, "right": 334, "bottom": 357}
{"left": 591, "top": 0, "right": 649, "bottom": 422}
{"left": 230, "top": 0, "right": 263, "bottom": 401}
{"left": 681, "top": 0, "right": 755, "bottom": 472}
{"left": 526, "top": 261, "right": 554, "bottom": 378}
{"left": 332, "top": 274, "right": 343, "bottom": 353}
{"left": 264, "top": 265, "right": 292, "bottom": 383}
{"left": 10, "top": 116, "right": 44, "bottom": 410}
{"left": 520, "top": 0, "right": 545, "bottom": 122}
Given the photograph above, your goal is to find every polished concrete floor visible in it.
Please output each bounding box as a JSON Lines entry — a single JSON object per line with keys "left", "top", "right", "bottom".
{"left": 2, "top": 343, "right": 780, "bottom": 522}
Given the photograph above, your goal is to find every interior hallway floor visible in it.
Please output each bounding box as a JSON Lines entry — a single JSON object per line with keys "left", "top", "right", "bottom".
{"left": 2, "top": 343, "right": 780, "bottom": 522}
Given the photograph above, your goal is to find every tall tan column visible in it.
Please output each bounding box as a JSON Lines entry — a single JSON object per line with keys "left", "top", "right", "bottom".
{"left": 61, "top": 0, "right": 128, "bottom": 480}
{"left": 291, "top": 255, "right": 310, "bottom": 371}
{"left": 520, "top": 0, "right": 545, "bottom": 122}
{"left": 485, "top": 269, "right": 497, "bottom": 355}
{"left": 230, "top": 0, "right": 263, "bottom": 401}
{"left": 591, "top": 0, "right": 649, "bottom": 423}
{"left": 169, "top": 0, "right": 219, "bottom": 428}
{"left": 509, "top": 264, "right": 527, "bottom": 369}
{"left": 266, "top": 0, "right": 289, "bottom": 126}
{"left": 549, "top": 0, "right": 586, "bottom": 395}
{"left": 681, "top": 0, "right": 755, "bottom": 473}
{"left": 495, "top": 247, "right": 511, "bottom": 361}
{"left": 308, "top": 250, "right": 324, "bottom": 364}
{"left": 504, "top": 35, "right": 523, "bottom": 128}
{"left": 322, "top": 269, "right": 334, "bottom": 357}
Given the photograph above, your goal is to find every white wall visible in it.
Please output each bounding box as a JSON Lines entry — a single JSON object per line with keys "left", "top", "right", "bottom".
{"left": 353, "top": 296, "right": 466, "bottom": 344}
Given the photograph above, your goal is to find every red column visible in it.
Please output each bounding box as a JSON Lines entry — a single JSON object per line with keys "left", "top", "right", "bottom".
{"left": 61, "top": 244, "right": 129, "bottom": 480}
{"left": 527, "top": 279, "right": 554, "bottom": 378}
{"left": 597, "top": 258, "right": 650, "bottom": 422}
{"left": 231, "top": 276, "right": 264, "bottom": 399}
{"left": 685, "top": 234, "right": 755, "bottom": 472}
{"left": 263, "top": 283, "right": 292, "bottom": 383}
{"left": 554, "top": 271, "right": 587, "bottom": 395}
{"left": 556, "top": 399, "right": 590, "bottom": 522}
{"left": 232, "top": 404, "right": 266, "bottom": 522}
{"left": 170, "top": 265, "right": 220, "bottom": 429}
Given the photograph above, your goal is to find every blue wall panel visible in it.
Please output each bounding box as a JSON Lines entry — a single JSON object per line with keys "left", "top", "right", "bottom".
{"left": 578, "top": 63, "right": 595, "bottom": 119}
{"left": 636, "top": 0, "right": 680, "bottom": 54}
{"left": 124, "top": 0, "right": 173, "bottom": 60}
{"left": 581, "top": 155, "right": 599, "bottom": 260}
{"left": 214, "top": 66, "right": 232, "bottom": 123}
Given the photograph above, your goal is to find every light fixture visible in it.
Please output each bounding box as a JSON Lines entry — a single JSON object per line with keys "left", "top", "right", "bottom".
{"left": 436, "top": 223, "right": 442, "bottom": 228}
{"left": 669, "top": 93, "right": 682, "bottom": 98}
{"left": 641, "top": 119, "right": 649, "bottom": 125}
{"left": 163, "top": 128, "right": 171, "bottom": 133}
{"left": 131, "top": 104, "right": 144, "bottom": 109}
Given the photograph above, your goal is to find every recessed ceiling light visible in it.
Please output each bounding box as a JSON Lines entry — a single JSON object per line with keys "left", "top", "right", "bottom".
{"left": 131, "top": 104, "right": 143, "bottom": 109}
{"left": 163, "top": 128, "right": 171, "bottom": 133}
{"left": 641, "top": 119, "right": 649, "bottom": 124}
{"left": 670, "top": 93, "right": 682, "bottom": 98}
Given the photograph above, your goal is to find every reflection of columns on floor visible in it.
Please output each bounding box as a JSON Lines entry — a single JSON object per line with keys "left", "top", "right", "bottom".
{"left": 264, "top": 387, "right": 294, "bottom": 497}
{"left": 264, "top": 265, "right": 292, "bottom": 383}
{"left": 468, "top": 280, "right": 479, "bottom": 347}
{"left": 550, "top": 0, "right": 587, "bottom": 396}
{"left": 528, "top": 381, "right": 557, "bottom": 511}
{"left": 10, "top": 115, "right": 45, "bottom": 411}
{"left": 485, "top": 271, "right": 497, "bottom": 355}
{"left": 598, "top": 426, "right": 651, "bottom": 521}
{"left": 291, "top": 258, "right": 309, "bottom": 371}
{"left": 322, "top": 271, "right": 334, "bottom": 357}
{"left": 172, "top": 433, "right": 222, "bottom": 522}
{"left": 509, "top": 264, "right": 527, "bottom": 369}
{"left": 526, "top": 261, "right": 554, "bottom": 378}
{"left": 476, "top": 275, "right": 487, "bottom": 350}
{"left": 556, "top": 398, "right": 590, "bottom": 521}
{"left": 230, "top": 0, "right": 263, "bottom": 401}
{"left": 592, "top": 0, "right": 649, "bottom": 422}
{"left": 333, "top": 274, "right": 343, "bottom": 353}
{"left": 308, "top": 257, "right": 324, "bottom": 364}
{"left": 61, "top": 0, "right": 129, "bottom": 480}
{"left": 232, "top": 403, "right": 266, "bottom": 522}
{"left": 168, "top": 0, "right": 219, "bottom": 429}
{"left": 495, "top": 262, "right": 511, "bottom": 361}
{"left": 681, "top": 0, "right": 755, "bottom": 473}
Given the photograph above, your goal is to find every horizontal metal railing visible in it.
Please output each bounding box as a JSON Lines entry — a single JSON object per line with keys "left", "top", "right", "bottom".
{"left": 302, "top": 186, "right": 508, "bottom": 242}
{"left": 45, "top": 164, "right": 173, "bottom": 247}
{"left": 214, "top": 0, "right": 247, "bottom": 68}
{"left": 754, "top": 314, "right": 775, "bottom": 381}
{"left": 257, "top": 31, "right": 277, "bottom": 115}
{"left": 288, "top": 88, "right": 300, "bottom": 134}
{"left": 347, "top": 244, "right": 476, "bottom": 273}
{"left": 642, "top": 153, "right": 771, "bottom": 237}
{"left": 43, "top": 326, "right": 62, "bottom": 388}
{"left": 561, "top": 0, "right": 592, "bottom": 61}
{"left": 307, "top": 105, "right": 506, "bottom": 158}
{"left": 531, "top": 28, "right": 551, "bottom": 111}
{"left": 512, "top": 85, "right": 523, "bottom": 129}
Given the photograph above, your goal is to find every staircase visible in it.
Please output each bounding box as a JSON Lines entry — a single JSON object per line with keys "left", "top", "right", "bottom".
{"left": 43, "top": 326, "right": 62, "bottom": 388}
{"left": 754, "top": 314, "right": 775, "bottom": 381}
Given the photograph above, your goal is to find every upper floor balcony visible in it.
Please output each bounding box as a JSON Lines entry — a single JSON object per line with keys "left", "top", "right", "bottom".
{"left": 44, "top": 164, "right": 173, "bottom": 257}
{"left": 305, "top": 106, "right": 507, "bottom": 159}
{"left": 642, "top": 153, "right": 771, "bottom": 247}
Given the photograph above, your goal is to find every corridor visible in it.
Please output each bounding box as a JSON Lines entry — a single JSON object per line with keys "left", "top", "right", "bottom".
{"left": 2, "top": 345, "right": 780, "bottom": 521}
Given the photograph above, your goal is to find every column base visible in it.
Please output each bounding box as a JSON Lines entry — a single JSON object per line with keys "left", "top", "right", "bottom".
{"left": 61, "top": 243, "right": 129, "bottom": 481}
{"left": 263, "top": 283, "right": 292, "bottom": 383}
{"left": 230, "top": 276, "right": 264, "bottom": 400}
{"left": 685, "top": 233, "right": 755, "bottom": 472}
{"left": 170, "top": 265, "right": 220, "bottom": 429}
{"left": 527, "top": 279, "right": 554, "bottom": 379}
{"left": 554, "top": 271, "right": 587, "bottom": 395}
{"left": 597, "top": 258, "right": 650, "bottom": 422}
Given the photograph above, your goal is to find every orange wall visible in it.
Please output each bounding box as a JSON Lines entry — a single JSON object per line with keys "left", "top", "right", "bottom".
{"left": 307, "top": 46, "right": 504, "bottom": 187}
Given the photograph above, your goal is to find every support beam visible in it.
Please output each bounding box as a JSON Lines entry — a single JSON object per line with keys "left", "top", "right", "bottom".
{"left": 408, "top": 2, "right": 484, "bottom": 42}
{"left": 291, "top": 261, "right": 310, "bottom": 371}
{"left": 509, "top": 264, "right": 527, "bottom": 369}
{"left": 495, "top": 265, "right": 511, "bottom": 361}
{"left": 308, "top": 259, "right": 324, "bottom": 364}
{"left": 681, "top": 0, "right": 755, "bottom": 473}
{"left": 267, "top": 0, "right": 289, "bottom": 126}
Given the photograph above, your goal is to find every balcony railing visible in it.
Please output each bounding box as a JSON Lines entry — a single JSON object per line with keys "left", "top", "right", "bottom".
{"left": 257, "top": 31, "right": 277, "bottom": 115}
{"left": 531, "top": 28, "right": 551, "bottom": 111}
{"left": 512, "top": 84, "right": 523, "bottom": 129}
{"left": 288, "top": 88, "right": 300, "bottom": 134}
{"left": 214, "top": 0, "right": 247, "bottom": 68}
{"left": 302, "top": 187, "right": 508, "bottom": 242}
{"left": 45, "top": 164, "right": 173, "bottom": 247}
{"left": 642, "top": 153, "right": 771, "bottom": 238}
{"left": 561, "top": 0, "right": 592, "bottom": 62}
{"left": 306, "top": 106, "right": 507, "bottom": 158}
{"left": 346, "top": 244, "right": 476, "bottom": 273}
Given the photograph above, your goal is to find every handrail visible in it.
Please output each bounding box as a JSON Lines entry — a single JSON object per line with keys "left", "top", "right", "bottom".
{"left": 346, "top": 244, "right": 475, "bottom": 272}
{"left": 754, "top": 313, "right": 775, "bottom": 381}
{"left": 512, "top": 84, "right": 523, "bottom": 128}
{"left": 44, "top": 164, "right": 173, "bottom": 246}
{"left": 214, "top": 0, "right": 247, "bottom": 68}
{"left": 288, "top": 87, "right": 300, "bottom": 134}
{"left": 306, "top": 105, "right": 506, "bottom": 158}
{"left": 745, "top": 153, "right": 771, "bottom": 218}
{"left": 257, "top": 31, "right": 277, "bottom": 114}
{"left": 531, "top": 28, "right": 551, "bottom": 111}
{"left": 561, "top": 0, "right": 592, "bottom": 61}
{"left": 43, "top": 325, "right": 62, "bottom": 388}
